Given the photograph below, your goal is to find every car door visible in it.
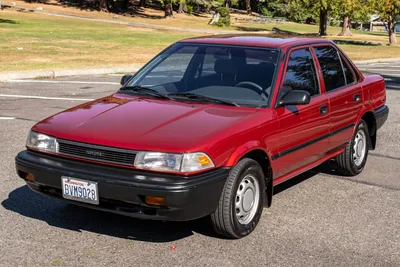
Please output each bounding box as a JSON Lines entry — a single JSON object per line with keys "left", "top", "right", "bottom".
{"left": 274, "top": 46, "right": 330, "bottom": 179}
{"left": 312, "top": 45, "right": 363, "bottom": 151}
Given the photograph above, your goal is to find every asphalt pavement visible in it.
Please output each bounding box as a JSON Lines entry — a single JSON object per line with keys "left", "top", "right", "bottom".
{"left": 0, "top": 64, "right": 399, "bottom": 267}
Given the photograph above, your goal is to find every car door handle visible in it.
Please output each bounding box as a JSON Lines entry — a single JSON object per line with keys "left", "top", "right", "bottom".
{"left": 320, "top": 105, "right": 328, "bottom": 115}
{"left": 354, "top": 94, "right": 361, "bottom": 102}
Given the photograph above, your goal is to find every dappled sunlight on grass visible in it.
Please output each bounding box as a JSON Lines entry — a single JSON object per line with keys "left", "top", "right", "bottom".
{"left": 0, "top": 10, "right": 196, "bottom": 72}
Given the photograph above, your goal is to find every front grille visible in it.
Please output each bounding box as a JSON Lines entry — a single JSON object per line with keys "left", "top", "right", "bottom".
{"left": 57, "top": 139, "right": 136, "bottom": 166}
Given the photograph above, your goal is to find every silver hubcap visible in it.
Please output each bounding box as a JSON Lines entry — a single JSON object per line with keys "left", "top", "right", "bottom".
{"left": 353, "top": 128, "right": 367, "bottom": 167}
{"left": 235, "top": 175, "right": 260, "bottom": 225}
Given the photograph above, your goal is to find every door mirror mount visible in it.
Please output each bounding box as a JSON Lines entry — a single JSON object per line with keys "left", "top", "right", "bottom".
{"left": 120, "top": 74, "right": 133, "bottom": 86}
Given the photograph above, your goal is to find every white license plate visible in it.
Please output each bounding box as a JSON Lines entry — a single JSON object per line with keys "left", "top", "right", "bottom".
{"left": 61, "top": 177, "right": 99, "bottom": 205}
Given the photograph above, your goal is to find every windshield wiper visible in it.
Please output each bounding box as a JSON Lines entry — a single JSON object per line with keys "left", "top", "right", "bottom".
{"left": 168, "top": 92, "right": 239, "bottom": 107}
{"left": 120, "top": 86, "right": 172, "bottom": 100}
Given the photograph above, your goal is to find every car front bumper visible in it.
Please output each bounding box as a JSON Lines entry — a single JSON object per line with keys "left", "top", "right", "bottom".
{"left": 15, "top": 150, "right": 230, "bottom": 221}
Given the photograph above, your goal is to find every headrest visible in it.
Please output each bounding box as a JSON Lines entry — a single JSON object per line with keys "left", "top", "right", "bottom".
{"left": 214, "top": 59, "right": 238, "bottom": 75}
{"left": 258, "top": 61, "right": 276, "bottom": 70}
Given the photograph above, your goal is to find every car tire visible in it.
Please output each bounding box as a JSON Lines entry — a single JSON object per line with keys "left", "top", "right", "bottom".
{"left": 336, "top": 119, "right": 370, "bottom": 176}
{"left": 211, "top": 158, "right": 266, "bottom": 239}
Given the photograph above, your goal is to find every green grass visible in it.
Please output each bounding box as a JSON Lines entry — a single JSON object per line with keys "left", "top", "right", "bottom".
{"left": 0, "top": 10, "right": 196, "bottom": 72}
{"left": 0, "top": 10, "right": 399, "bottom": 73}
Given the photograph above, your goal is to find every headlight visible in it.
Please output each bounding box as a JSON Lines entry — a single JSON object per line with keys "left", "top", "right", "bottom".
{"left": 134, "top": 151, "right": 214, "bottom": 173}
{"left": 26, "top": 131, "right": 57, "bottom": 153}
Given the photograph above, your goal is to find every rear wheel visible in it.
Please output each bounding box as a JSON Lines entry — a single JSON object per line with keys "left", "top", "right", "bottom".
{"left": 211, "top": 158, "right": 266, "bottom": 239}
{"left": 336, "top": 119, "right": 369, "bottom": 176}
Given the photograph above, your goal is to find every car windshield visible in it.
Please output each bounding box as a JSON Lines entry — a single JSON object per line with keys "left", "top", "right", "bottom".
{"left": 124, "top": 43, "right": 279, "bottom": 107}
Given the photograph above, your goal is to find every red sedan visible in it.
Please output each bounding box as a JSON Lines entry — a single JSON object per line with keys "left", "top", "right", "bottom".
{"left": 16, "top": 35, "right": 389, "bottom": 238}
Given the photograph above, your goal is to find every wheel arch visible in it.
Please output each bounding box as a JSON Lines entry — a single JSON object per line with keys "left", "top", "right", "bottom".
{"left": 236, "top": 149, "right": 273, "bottom": 208}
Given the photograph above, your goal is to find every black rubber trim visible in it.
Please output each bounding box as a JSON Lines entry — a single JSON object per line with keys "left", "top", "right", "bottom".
{"left": 272, "top": 123, "right": 355, "bottom": 160}
{"left": 16, "top": 150, "right": 229, "bottom": 190}
{"left": 330, "top": 123, "right": 356, "bottom": 137}
{"left": 374, "top": 105, "right": 389, "bottom": 118}
{"left": 374, "top": 105, "right": 389, "bottom": 130}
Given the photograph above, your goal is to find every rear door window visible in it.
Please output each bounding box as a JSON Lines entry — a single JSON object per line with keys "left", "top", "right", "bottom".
{"left": 313, "top": 46, "right": 347, "bottom": 92}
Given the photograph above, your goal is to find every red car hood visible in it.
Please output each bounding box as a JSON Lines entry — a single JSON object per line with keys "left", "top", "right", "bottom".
{"left": 32, "top": 94, "right": 262, "bottom": 153}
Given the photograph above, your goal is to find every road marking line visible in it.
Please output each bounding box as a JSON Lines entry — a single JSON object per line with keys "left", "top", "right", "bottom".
{"left": 7, "top": 80, "right": 119, "bottom": 85}
{"left": 0, "top": 116, "right": 16, "bottom": 120}
{"left": 0, "top": 94, "right": 94, "bottom": 101}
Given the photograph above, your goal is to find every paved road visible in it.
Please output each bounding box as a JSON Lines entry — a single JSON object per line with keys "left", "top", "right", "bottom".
{"left": 0, "top": 65, "right": 399, "bottom": 266}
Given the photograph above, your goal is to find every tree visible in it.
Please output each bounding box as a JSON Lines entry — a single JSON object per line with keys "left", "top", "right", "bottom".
{"left": 99, "top": 0, "right": 109, "bottom": 11}
{"left": 335, "top": 0, "right": 368, "bottom": 36}
{"left": 259, "top": 0, "right": 312, "bottom": 22}
{"left": 245, "top": 0, "right": 251, "bottom": 14}
{"left": 153, "top": 0, "right": 177, "bottom": 17}
{"left": 178, "top": 0, "right": 186, "bottom": 13}
{"left": 139, "top": 0, "right": 147, "bottom": 7}
{"left": 224, "top": 0, "right": 231, "bottom": 8}
{"left": 369, "top": 0, "right": 399, "bottom": 45}
{"left": 319, "top": 6, "right": 328, "bottom": 35}
{"left": 299, "top": 0, "right": 333, "bottom": 35}
{"left": 164, "top": 0, "right": 174, "bottom": 17}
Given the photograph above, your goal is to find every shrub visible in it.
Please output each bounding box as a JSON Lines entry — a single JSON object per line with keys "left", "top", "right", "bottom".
{"left": 187, "top": 5, "right": 193, "bottom": 14}
{"left": 214, "top": 7, "right": 230, "bottom": 27}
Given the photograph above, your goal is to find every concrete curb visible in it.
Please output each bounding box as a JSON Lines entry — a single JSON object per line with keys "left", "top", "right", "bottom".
{"left": 2, "top": 57, "right": 400, "bottom": 81}
{"left": 353, "top": 58, "right": 400, "bottom": 65}
{"left": 0, "top": 66, "right": 143, "bottom": 81}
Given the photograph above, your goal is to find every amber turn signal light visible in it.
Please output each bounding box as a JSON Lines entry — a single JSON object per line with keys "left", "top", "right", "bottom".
{"left": 144, "top": 196, "right": 166, "bottom": 206}
{"left": 26, "top": 173, "right": 35, "bottom": 181}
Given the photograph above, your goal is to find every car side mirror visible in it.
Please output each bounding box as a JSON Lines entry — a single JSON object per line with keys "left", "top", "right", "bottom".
{"left": 120, "top": 74, "right": 133, "bottom": 86}
{"left": 278, "top": 90, "right": 311, "bottom": 107}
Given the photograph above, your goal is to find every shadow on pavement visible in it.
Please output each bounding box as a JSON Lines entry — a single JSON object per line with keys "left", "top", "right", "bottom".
{"left": 1, "top": 185, "right": 219, "bottom": 242}
{"left": 2, "top": 161, "right": 339, "bottom": 242}
{"left": 273, "top": 160, "right": 338, "bottom": 195}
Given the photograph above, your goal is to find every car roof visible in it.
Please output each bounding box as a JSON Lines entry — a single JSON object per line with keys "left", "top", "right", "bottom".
{"left": 180, "top": 34, "right": 332, "bottom": 49}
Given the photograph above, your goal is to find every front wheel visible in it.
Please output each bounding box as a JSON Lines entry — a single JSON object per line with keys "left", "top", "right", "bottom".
{"left": 211, "top": 158, "right": 266, "bottom": 239}
{"left": 336, "top": 119, "right": 370, "bottom": 176}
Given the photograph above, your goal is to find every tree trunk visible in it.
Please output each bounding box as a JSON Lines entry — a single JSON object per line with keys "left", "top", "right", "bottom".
{"left": 388, "top": 16, "right": 397, "bottom": 46}
{"left": 139, "top": 0, "right": 146, "bottom": 7}
{"left": 319, "top": 8, "right": 328, "bottom": 36}
{"left": 178, "top": 1, "right": 186, "bottom": 14}
{"left": 99, "top": 0, "right": 108, "bottom": 12}
{"left": 121, "top": 0, "right": 129, "bottom": 10}
{"left": 339, "top": 14, "right": 352, "bottom": 36}
{"left": 224, "top": 0, "right": 231, "bottom": 8}
{"left": 246, "top": 0, "right": 251, "bottom": 15}
{"left": 164, "top": 3, "right": 173, "bottom": 18}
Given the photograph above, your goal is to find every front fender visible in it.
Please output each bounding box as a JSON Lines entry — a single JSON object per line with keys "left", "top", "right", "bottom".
{"left": 225, "top": 141, "right": 271, "bottom": 167}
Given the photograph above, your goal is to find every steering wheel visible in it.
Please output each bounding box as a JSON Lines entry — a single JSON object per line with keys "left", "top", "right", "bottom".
{"left": 235, "top": 81, "right": 268, "bottom": 99}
